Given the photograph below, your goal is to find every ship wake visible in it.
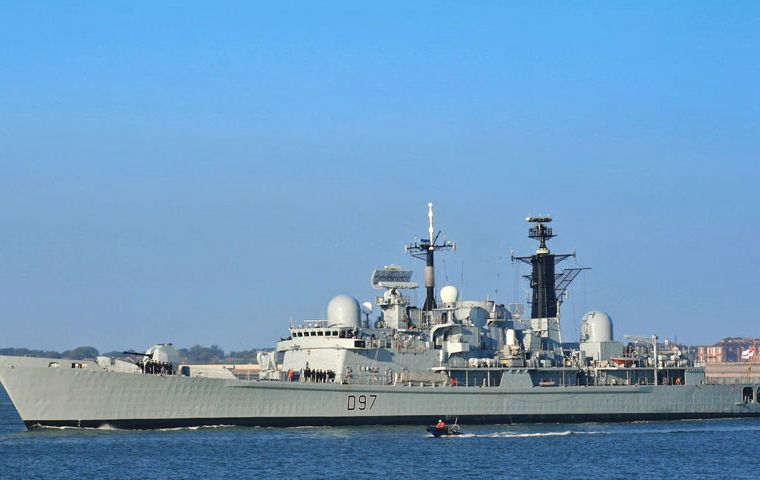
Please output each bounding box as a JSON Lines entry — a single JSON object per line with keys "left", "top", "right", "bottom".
{"left": 435, "top": 430, "right": 603, "bottom": 439}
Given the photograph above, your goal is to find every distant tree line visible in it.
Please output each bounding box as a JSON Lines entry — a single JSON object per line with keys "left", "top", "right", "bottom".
{"left": 177, "top": 345, "right": 225, "bottom": 364}
{"left": 0, "top": 347, "right": 64, "bottom": 359}
{"left": 0, "top": 345, "right": 264, "bottom": 364}
{"left": 176, "top": 345, "right": 263, "bottom": 364}
{"left": 0, "top": 346, "right": 99, "bottom": 360}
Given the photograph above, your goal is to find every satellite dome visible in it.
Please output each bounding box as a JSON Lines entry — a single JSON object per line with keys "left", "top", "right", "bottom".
{"left": 327, "top": 295, "right": 361, "bottom": 328}
{"left": 440, "top": 285, "right": 458, "bottom": 306}
{"left": 361, "top": 302, "right": 374, "bottom": 314}
{"left": 580, "top": 311, "right": 613, "bottom": 343}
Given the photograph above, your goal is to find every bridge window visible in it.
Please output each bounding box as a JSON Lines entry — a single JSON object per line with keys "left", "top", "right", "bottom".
{"left": 325, "top": 331, "right": 331, "bottom": 336}
{"left": 318, "top": 331, "right": 324, "bottom": 336}
{"left": 310, "top": 331, "right": 316, "bottom": 336}
{"left": 757, "top": 388, "right": 760, "bottom": 404}
{"left": 743, "top": 386, "right": 754, "bottom": 403}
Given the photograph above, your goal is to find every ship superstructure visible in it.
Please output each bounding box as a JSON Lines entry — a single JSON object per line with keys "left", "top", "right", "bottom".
{"left": 272, "top": 209, "right": 683, "bottom": 390}
{"left": 1, "top": 205, "right": 759, "bottom": 429}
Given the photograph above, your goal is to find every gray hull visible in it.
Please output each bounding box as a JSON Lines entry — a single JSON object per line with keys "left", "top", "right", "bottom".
{"left": 3, "top": 356, "right": 760, "bottom": 429}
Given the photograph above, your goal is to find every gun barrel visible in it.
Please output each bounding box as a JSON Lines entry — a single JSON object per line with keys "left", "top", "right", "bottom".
{"left": 122, "top": 351, "right": 151, "bottom": 357}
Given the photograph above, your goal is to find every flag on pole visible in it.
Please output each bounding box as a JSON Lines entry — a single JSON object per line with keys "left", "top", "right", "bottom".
{"left": 741, "top": 345, "right": 756, "bottom": 360}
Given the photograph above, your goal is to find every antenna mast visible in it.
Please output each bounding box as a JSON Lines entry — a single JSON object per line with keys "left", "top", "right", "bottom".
{"left": 511, "top": 216, "right": 587, "bottom": 319}
{"left": 405, "top": 203, "right": 455, "bottom": 311}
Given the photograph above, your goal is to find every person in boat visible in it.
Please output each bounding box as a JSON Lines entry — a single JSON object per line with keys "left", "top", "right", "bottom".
{"left": 436, "top": 419, "right": 445, "bottom": 429}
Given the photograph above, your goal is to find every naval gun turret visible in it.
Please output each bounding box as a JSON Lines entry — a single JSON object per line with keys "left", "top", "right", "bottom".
{"left": 123, "top": 343, "right": 179, "bottom": 375}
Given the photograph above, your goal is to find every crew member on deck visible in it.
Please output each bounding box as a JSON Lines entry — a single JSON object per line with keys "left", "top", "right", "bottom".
{"left": 436, "top": 419, "right": 445, "bottom": 429}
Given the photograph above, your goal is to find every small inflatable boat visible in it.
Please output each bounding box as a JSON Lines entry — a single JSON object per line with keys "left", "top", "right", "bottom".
{"left": 426, "top": 423, "right": 462, "bottom": 437}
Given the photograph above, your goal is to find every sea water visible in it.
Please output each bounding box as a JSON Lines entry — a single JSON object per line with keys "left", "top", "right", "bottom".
{"left": 1, "top": 385, "right": 758, "bottom": 479}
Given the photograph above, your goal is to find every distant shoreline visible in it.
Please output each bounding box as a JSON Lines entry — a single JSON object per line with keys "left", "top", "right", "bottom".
{"left": 0, "top": 345, "right": 267, "bottom": 364}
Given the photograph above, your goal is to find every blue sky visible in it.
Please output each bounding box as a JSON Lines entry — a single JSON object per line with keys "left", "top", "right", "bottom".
{"left": 1, "top": 2, "right": 759, "bottom": 351}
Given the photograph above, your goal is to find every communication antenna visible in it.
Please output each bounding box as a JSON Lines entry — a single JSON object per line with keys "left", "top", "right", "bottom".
{"left": 405, "top": 203, "right": 455, "bottom": 311}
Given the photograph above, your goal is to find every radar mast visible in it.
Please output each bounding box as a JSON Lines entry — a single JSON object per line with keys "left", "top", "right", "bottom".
{"left": 405, "top": 203, "right": 455, "bottom": 311}
{"left": 512, "top": 216, "right": 588, "bottom": 320}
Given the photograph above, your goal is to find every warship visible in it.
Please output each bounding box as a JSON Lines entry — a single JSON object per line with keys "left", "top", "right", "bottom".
{"left": 1, "top": 204, "right": 760, "bottom": 430}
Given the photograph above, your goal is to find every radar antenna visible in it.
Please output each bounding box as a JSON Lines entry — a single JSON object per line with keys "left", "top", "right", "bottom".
{"left": 526, "top": 216, "right": 555, "bottom": 253}
{"left": 405, "top": 203, "right": 455, "bottom": 311}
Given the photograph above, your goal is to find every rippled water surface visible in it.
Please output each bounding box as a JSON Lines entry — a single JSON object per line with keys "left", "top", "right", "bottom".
{"left": 1, "top": 385, "right": 758, "bottom": 479}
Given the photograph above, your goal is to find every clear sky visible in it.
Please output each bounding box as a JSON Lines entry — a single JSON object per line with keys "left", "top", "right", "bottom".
{"left": 1, "top": 2, "right": 759, "bottom": 352}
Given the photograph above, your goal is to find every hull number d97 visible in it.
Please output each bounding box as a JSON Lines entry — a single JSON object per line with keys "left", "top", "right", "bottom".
{"left": 347, "top": 394, "right": 377, "bottom": 411}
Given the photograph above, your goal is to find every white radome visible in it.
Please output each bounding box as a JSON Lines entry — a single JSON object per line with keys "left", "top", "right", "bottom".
{"left": 580, "top": 311, "right": 614, "bottom": 343}
{"left": 327, "top": 294, "right": 361, "bottom": 328}
{"left": 440, "top": 285, "right": 458, "bottom": 305}
{"left": 361, "top": 301, "right": 374, "bottom": 314}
